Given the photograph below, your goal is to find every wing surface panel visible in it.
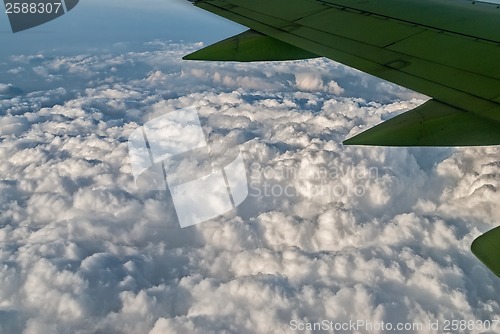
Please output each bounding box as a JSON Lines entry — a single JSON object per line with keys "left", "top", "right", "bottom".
{"left": 320, "top": 0, "right": 500, "bottom": 43}
{"left": 194, "top": 0, "right": 500, "bottom": 121}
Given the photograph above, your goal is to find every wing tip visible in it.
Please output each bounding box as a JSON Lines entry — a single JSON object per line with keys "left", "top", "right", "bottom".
{"left": 342, "top": 100, "right": 500, "bottom": 147}
{"left": 471, "top": 226, "right": 500, "bottom": 277}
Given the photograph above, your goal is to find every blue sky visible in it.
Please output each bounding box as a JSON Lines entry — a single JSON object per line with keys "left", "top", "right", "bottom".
{"left": 0, "top": 0, "right": 243, "bottom": 60}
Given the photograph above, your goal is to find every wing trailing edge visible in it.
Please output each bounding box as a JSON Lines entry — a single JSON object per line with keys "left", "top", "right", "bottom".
{"left": 472, "top": 226, "right": 500, "bottom": 277}
{"left": 183, "top": 29, "right": 319, "bottom": 62}
{"left": 343, "top": 100, "right": 500, "bottom": 147}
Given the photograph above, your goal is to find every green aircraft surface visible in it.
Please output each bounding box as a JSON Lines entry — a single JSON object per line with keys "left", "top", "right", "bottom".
{"left": 183, "top": 0, "right": 500, "bottom": 277}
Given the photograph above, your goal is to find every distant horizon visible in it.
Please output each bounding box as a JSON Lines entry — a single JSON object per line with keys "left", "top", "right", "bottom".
{"left": 0, "top": 0, "right": 243, "bottom": 61}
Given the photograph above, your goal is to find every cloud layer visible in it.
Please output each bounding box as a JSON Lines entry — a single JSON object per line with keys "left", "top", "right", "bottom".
{"left": 0, "top": 40, "right": 499, "bottom": 333}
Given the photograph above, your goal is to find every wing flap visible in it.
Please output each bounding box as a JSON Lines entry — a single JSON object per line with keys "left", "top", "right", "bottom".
{"left": 472, "top": 226, "right": 500, "bottom": 277}
{"left": 320, "top": 0, "right": 500, "bottom": 43}
{"left": 183, "top": 29, "right": 318, "bottom": 62}
{"left": 343, "top": 99, "right": 500, "bottom": 146}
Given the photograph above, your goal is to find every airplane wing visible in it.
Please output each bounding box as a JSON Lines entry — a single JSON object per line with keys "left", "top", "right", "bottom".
{"left": 184, "top": 0, "right": 500, "bottom": 147}
{"left": 472, "top": 226, "right": 500, "bottom": 277}
{"left": 184, "top": 0, "right": 500, "bottom": 276}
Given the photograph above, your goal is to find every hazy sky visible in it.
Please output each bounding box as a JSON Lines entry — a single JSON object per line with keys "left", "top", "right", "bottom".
{"left": 0, "top": 0, "right": 243, "bottom": 59}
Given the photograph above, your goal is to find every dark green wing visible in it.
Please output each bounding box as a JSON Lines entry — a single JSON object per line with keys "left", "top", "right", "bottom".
{"left": 472, "top": 226, "right": 500, "bottom": 277}
{"left": 185, "top": 0, "right": 500, "bottom": 146}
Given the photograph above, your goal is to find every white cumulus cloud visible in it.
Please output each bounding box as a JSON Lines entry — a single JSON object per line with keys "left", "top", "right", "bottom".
{"left": 0, "top": 40, "right": 498, "bottom": 334}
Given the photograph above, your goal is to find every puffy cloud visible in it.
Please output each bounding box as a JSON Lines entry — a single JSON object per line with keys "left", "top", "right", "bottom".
{"left": 295, "top": 72, "right": 325, "bottom": 91}
{"left": 295, "top": 72, "right": 345, "bottom": 95}
{"left": 0, "top": 116, "right": 30, "bottom": 136}
{"left": 0, "top": 40, "right": 498, "bottom": 334}
{"left": 0, "top": 84, "right": 23, "bottom": 99}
